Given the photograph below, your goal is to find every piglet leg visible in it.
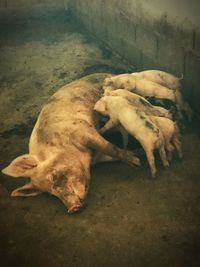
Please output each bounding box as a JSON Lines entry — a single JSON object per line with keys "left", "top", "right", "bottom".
{"left": 144, "top": 148, "right": 157, "bottom": 178}
{"left": 86, "top": 128, "right": 140, "bottom": 167}
{"left": 172, "top": 136, "right": 183, "bottom": 159}
{"left": 99, "top": 119, "right": 117, "bottom": 134}
{"left": 92, "top": 152, "right": 116, "bottom": 165}
{"left": 158, "top": 145, "right": 170, "bottom": 168}
{"left": 99, "top": 119, "right": 129, "bottom": 149}
{"left": 118, "top": 125, "right": 129, "bottom": 149}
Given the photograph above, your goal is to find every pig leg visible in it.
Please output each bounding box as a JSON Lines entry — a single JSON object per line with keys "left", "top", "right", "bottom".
{"left": 92, "top": 151, "right": 117, "bottom": 165}
{"left": 118, "top": 125, "right": 129, "bottom": 149}
{"left": 176, "top": 104, "right": 184, "bottom": 120}
{"left": 158, "top": 145, "right": 170, "bottom": 168}
{"left": 144, "top": 147, "right": 157, "bottom": 178}
{"left": 100, "top": 120, "right": 129, "bottom": 149}
{"left": 175, "top": 90, "right": 193, "bottom": 121}
{"left": 183, "top": 102, "right": 193, "bottom": 121}
{"left": 165, "top": 142, "right": 175, "bottom": 161}
{"left": 172, "top": 124, "right": 183, "bottom": 159}
{"left": 172, "top": 136, "right": 183, "bottom": 159}
{"left": 11, "top": 182, "right": 43, "bottom": 197}
{"left": 99, "top": 119, "right": 118, "bottom": 134}
{"left": 86, "top": 127, "right": 140, "bottom": 167}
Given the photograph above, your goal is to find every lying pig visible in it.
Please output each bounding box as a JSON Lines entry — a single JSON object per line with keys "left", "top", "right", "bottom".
{"left": 149, "top": 116, "right": 182, "bottom": 160}
{"left": 1, "top": 73, "right": 140, "bottom": 214}
{"left": 94, "top": 95, "right": 169, "bottom": 177}
{"left": 131, "top": 70, "right": 183, "bottom": 90}
{"left": 103, "top": 73, "right": 176, "bottom": 102}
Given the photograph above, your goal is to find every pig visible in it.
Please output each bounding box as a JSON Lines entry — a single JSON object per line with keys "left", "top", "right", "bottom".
{"left": 94, "top": 95, "right": 169, "bottom": 178}
{"left": 103, "top": 89, "right": 172, "bottom": 149}
{"left": 1, "top": 73, "right": 140, "bottom": 214}
{"left": 149, "top": 116, "right": 182, "bottom": 161}
{"left": 103, "top": 73, "right": 176, "bottom": 102}
{"left": 106, "top": 89, "right": 172, "bottom": 119}
{"left": 131, "top": 70, "right": 183, "bottom": 90}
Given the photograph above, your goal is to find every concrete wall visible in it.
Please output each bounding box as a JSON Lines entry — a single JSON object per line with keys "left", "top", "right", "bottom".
{"left": 0, "top": 0, "right": 64, "bottom": 17}
{"left": 0, "top": 0, "right": 64, "bottom": 8}
{"left": 68, "top": 0, "right": 200, "bottom": 115}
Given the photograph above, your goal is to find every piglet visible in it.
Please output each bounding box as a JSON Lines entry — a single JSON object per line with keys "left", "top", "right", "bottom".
{"left": 106, "top": 89, "right": 172, "bottom": 119}
{"left": 94, "top": 95, "right": 169, "bottom": 177}
{"left": 149, "top": 116, "right": 182, "bottom": 161}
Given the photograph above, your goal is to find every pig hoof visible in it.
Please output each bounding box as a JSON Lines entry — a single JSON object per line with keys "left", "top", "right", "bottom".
{"left": 68, "top": 204, "right": 82, "bottom": 214}
{"left": 164, "top": 162, "right": 170, "bottom": 168}
{"left": 11, "top": 192, "right": 17, "bottom": 197}
{"left": 11, "top": 190, "right": 20, "bottom": 197}
{"left": 134, "top": 157, "right": 141, "bottom": 167}
{"left": 179, "top": 154, "right": 183, "bottom": 160}
{"left": 150, "top": 172, "right": 157, "bottom": 179}
{"left": 128, "top": 154, "right": 141, "bottom": 167}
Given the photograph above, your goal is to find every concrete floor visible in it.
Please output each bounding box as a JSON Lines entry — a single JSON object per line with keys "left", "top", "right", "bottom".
{"left": 0, "top": 11, "right": 200, "bottom": 267}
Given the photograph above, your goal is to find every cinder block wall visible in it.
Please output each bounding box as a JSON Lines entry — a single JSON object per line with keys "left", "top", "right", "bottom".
{"left": 68, "top": 0, "right": 200, "bottom": 115}
{"left": 0, "top": 0, "right": 64, "bottom": 9}
{"left": 0, "top": 0, "right": 64, "bottom": 17}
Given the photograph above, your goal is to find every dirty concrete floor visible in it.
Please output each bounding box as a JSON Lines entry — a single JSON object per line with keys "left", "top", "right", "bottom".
{"left": 0, "top": 10, "right": 200, "bottom": 267}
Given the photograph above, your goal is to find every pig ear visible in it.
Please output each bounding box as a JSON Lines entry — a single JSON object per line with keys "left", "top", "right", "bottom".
{"left": 2, "top": 154, "right": 39, "bottom": 177}
{"left": 11, "top": 182, "right": 43, "bottom": 197}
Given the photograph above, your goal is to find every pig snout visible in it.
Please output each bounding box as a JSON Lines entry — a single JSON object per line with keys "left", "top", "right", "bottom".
{"left": 61, "top": 194, "right": 83, "bottom": 214}
{"left": 51, "top": 170, "right": 89, "bottom": 214}
{"left": 61, "top": 181, "right": 88, "bottom": 214}
{"left": 68, "top": 204, "right": 82, "bottom": 214}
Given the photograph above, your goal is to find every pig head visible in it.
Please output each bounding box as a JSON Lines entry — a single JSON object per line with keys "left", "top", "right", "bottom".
{"left": 2, "top": 148, "right": 91, "bottom": 214}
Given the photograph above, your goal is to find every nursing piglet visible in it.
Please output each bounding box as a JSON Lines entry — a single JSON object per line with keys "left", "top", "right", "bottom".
{"left": 149, "top": 116, "right": 183, "bottom": 160}
{"left": 94, "top": 95, "right": 169, "bottom": 177}
{"left": 131, "top": 70, "right": 182, "bottom": 90}
{"left": 106, "top": 89, "right": 172, "bottom": 119}
{"left": 103, "top": 74, "right": 176, "bottom": 102}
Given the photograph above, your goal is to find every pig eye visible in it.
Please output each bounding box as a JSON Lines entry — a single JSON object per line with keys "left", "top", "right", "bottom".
{"left": 52, "top": 171, "right": 67, "bottom": 188}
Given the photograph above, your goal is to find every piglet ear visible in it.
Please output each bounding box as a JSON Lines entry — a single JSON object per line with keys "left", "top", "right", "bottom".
{"left": 2, "top": 154, "right": 38, "bottom": 178}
